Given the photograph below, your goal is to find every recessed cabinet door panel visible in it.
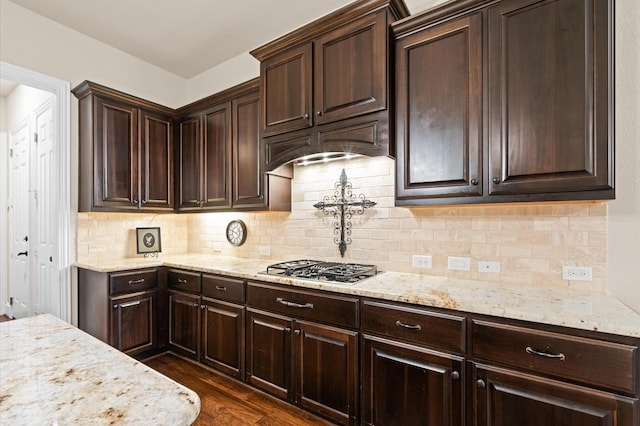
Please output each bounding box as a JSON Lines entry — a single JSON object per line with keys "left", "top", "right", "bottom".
{"left": 140, "top": 109, "right": 173, "bottom": 210}
{"left": 488, "top": 0, "right": 612, "bottom": 195}
{"left": 233, "top": 90, "right": 265, "bottom": 208}
{"left": 295, "top": 321, "right": 358, "bottom": 425}
{"left": 201, "top": 298, "right": 244, "bottom": 379}
{"left": 261, "top": 43, "right": 313, "bottom": 136}
{"left": 363, "top": 335, "right": 464, "bottom": 426}
{"left": 203, "top": 103, "right": 232, "bottom": 208}
{"left": 315, "top": 12, "right": 387, "bottom": 125}
{"left": 246, "top": 309, "right": 293, "bottom": 401}
{"left": 177, "top": 115, "right": 202, "bottom": 209}
{"left": 95, "top": 97, "right": 138, "bottom": 208}
{"left": 395, "top": 13, "right": 483, "bottom": 200}
{"left": 472, "top": 363, "right": 638, "bottom": 426}
{"left": 110, "top": 290, "right": 156, "bottom": 356}
{"left": 168, "top": 290, "right": 200, "bottom": 359}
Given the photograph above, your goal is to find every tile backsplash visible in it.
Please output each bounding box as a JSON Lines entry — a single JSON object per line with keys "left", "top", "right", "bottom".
{"left": 77, "top": 156, "right": 607, "bottom": 291}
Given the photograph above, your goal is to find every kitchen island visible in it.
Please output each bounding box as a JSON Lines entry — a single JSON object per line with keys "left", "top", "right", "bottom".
{"left": 0, "top": 314, "right": 200, "bottom": 425}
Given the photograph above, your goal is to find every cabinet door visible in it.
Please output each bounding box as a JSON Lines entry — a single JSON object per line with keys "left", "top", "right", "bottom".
{"left": 110, "top": 290, "right": 156, "bottom": 356}
{"left": 362, "top": 334, "right": 464, "bottom": 426}
{"left": 139, "top": 109, "right": 173, "bottom": 210}
{"left": 202, "top": 103, "right": 232, "bottom": 209}
{"left": 314, "top": 11, "right": 387, "bottom": 126}
{"left": 487, "top": 0, "right": 613, "bottom": 196}
{"left": 261, "top": 43, "right": 313, "bottom": 136}
{"left": 94, "top": 96, "right": 139, "bottom": 209}
{"left": 168, "top": 290, "right": 200, "bottom": 359}
{"left": 472, "top": 363, "right": 638, "bottom": 426}
{"left": 246, "top": 309, "right": 293, "bottom": 401}
{"left": 232, "top": 89, "right": 265, "bottom": 208}
{"left": 295, "top": 321, "right": 358, "bottom": 425}
{"left": 177, "top": 114, "right": 202, "bottom": 210}
{"left": 395, "top": 13, "right": 483, "bottom": 201}
{"left": 201, "top": 298, "right": 244, "bottom": 379}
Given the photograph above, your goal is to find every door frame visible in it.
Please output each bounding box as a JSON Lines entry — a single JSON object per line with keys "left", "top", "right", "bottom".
{"left": 0, "top": 61, "right": 71, "bottom": 322}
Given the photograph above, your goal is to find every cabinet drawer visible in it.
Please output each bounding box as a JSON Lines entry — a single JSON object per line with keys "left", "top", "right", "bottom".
{"left": 472, "top": 320, "right": 638, "bottom": 394}
{"left": 109, "top": 269, "right": 157, "bottom": 295}
{"left": 362, "top": 299, "right": 466, "bottom": 353}
{"left": 202, "top": 274, "right": 244, "bottom": 304}
{"left": 168, "top": 269, "right": 201, "bottom": 294}
{"left": 247, "top": 282, "right": 358, "bottom": 329}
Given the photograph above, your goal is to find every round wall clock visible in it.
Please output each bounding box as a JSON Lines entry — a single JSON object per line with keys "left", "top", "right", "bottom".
{"left": 226, "top": 220, "right": 247, "bottom": 246}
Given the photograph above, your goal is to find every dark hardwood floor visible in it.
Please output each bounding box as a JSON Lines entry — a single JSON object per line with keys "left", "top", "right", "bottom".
{"left": 143, "top": 352, "right": 335, "bottom": 426}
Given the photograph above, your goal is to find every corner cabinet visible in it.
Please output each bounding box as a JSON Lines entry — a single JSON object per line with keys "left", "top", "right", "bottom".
{"left": 394, "top": 0, "right": 614, "bottom": 206}
{"left": 176, "top": 78, "right": 292, "bottom": 212}
{"left": 72, "top": 81, "right": 174, "bottom": 212}
{"left": 251, "top": 0, "right": 410, "bottom": 171}
{"left": 78, "top": 268, "right": 165, "bottom": 357}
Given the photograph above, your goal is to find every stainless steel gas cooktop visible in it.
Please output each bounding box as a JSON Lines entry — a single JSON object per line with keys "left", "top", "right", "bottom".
{"left": 265, "top": 260, "right": 378, "bottom": 284}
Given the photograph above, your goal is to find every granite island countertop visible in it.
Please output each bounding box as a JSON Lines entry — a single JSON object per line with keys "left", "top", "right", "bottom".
{"left": 75, "top": 254, "right": 640, "bottom": 339}
{"left": 0, "top": 314, "right": 200, "bottom": 425}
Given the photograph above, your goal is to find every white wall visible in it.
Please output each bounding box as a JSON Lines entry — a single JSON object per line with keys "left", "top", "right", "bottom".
{"left": 6, "top": 85, "right": 52, "bottom": 129}
{"left": 607, "top": 0, "right": 640, "bottom": 313}
{"left": 186, "top": 53, "right": 259, "bottom": 104}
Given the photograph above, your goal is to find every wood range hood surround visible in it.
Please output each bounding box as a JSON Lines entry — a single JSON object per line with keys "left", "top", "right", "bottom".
{"left": 251, "top": 0, "right": 410, "bottom": 172}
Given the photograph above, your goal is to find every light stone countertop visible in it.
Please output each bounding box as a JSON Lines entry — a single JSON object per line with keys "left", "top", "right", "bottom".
{"left": 75, "top": 254, "right": 640, "bottom": 338}
{"left": 0, "top": 314, "right": 200, "bottom": 425}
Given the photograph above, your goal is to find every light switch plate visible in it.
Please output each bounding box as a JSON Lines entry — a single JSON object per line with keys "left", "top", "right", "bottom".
{"left": 412, "top": 255, "right": 432, "bottom": 268}
{"left": 259, "top": 246, "right": 271, "bottom": 256}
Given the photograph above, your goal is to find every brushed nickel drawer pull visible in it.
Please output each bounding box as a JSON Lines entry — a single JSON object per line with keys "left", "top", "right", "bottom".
{"left": 128, "top": 278, "right": 145, "bottom": 285}
{"left": 118, "top": 300, "right": 141, "bottom": 308}
{"left": 177, "top": 278, "right": 188, "bottom": 284}
{"left": 276, "top": 297, "right": 314, "bottom": 309}
{"left": 215, "top": 286, "right": 227, "bottom": 291}
{"left": 525, "top": 346, "right": 566, "bottom": 361}
{"left": 396, "top": 320, "right": 421, "bottom": 330}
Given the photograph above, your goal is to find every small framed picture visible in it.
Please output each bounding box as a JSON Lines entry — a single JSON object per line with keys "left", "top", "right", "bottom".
{"left": 136, "top": 227, "right": 162, "bottom": 254}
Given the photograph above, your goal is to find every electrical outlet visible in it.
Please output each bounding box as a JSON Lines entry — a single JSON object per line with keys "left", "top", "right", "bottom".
{"left": 562, "top": 266, "right": 592, "bottom": 281}
{"left": 412, "top": 255, "right": 432, "bottom": 269}
{"left": 478, "top": 261, "right": 500, "bottom": 273}
{"left": 448, "top": 256, "right": 470, "bottom": 271}
{"left": 212, "top": 242, "right": 222, "bottom": 252}
{"left": 259, "top": 246, "right": 271, "bottom": 256}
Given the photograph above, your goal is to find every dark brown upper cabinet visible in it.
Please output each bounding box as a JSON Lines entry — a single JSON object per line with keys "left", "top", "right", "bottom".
{"left": 176, "top": 79, "right": 291, "bottom": 212}
{"left": 251, "top": 0, "right": 410, "bottom": 171}
{"left": 393, "top": 0, "right": 614, "bottom": 206}
{"left": 73, "top": 81, "right": 174, "bottom": 212}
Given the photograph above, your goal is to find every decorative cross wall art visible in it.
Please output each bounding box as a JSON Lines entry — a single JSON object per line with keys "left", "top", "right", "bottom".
{"left": 313, "top": 169, "right": 377, "bottom": 257}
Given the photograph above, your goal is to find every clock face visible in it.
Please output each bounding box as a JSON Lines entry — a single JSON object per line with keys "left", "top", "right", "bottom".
{"left": 226, "top": 220, "right": 247, "bottom": 246}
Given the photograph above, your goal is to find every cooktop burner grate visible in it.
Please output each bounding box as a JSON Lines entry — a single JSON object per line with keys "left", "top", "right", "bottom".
{"left": 266, "top": 260, "right": 377, "bottom": 284}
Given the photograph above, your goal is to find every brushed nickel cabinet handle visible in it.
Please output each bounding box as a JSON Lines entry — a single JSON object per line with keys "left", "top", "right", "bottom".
{"left": 215, "top": 286, "right": 227, "bottom": 291}
{"left": 476, "top": 379, "right": 486, "bottom": 389}
{"left": 177, "top": 278, "right": 188, "bottom": 284}
{"left": 395, "top": 320, "right": 421, "bottom": 331}
{"left": 128, "top": 278, "right": 145, "bottom": 285}
{"left": 276, "top": 297, "right": 313, "bottom": 309}
{"left": 118, "top": 300, "right": 141, "bottom": 308}
{"left": 492, "top": 177, "right": 500, "bottom": 184}
{"left": 452, "top": 371, "right": 460, "bottom": 380}
{"left": 525, "top": 346, "right": 566, "bottom": 361}
{"left": 470, "top": 178, "right": 478, "bottom": 185}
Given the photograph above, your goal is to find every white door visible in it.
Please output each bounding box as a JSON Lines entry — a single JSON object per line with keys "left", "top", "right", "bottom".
{"left": 8, "top": 118, "right": 31, "bottom": 319}
{"left": 34, "top": 99, "right": 58, "bottom": 317}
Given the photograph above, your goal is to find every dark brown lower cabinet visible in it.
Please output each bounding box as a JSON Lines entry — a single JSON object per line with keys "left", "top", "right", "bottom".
{"left": 168, "top": 271, "right": 246, "bottom": 380}
{"left": 362, "top": 334, "right": 464, "bottom": 426}
{"left": 246, "top": 308, "right": 359, "bottom": 425}
{"left": 471, "top": 363, "right": 639, "bottom": 426}
{"left": 201, "top": 297, "right": 244, "bottom": 379}
{"left": 78, "top": 268, "right": 162, "bottom": 358}
{"left": 110, "top": 290, "right": 156, "bottom": 355}
{"left": 168, "top": 289, "right": 200, "bottom": 359}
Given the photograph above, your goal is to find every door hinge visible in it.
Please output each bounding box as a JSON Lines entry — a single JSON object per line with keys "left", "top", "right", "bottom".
{"left": 33, "top": 132, "right": 38, "bottom": 143}
{"left": 9, "top": 148, "right": 13, "bottom": 158}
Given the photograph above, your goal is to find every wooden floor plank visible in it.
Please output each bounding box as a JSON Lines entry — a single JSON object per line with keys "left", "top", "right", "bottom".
{"left": 143, "top": 353, "right": 335, "bottom": 426}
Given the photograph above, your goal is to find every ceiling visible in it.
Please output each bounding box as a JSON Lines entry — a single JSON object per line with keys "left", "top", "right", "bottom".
{"left": 8, "top": 0, "right": 440, "bottom": 79}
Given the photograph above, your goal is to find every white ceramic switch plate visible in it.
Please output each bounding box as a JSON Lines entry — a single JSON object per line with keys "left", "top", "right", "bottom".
{"left": 448, "top": 256, "right": 470, "bottom": 271}
{"left": 412, "top": 255, "right": 432, "bottom": 268}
